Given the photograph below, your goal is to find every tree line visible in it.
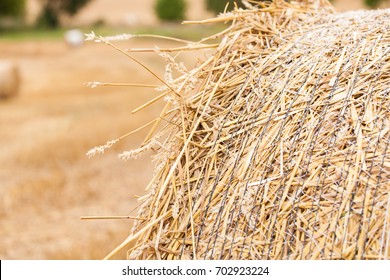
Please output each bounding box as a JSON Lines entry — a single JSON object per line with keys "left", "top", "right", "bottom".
{"left": 0, "top": 0, "right": 386, "bottom": 28}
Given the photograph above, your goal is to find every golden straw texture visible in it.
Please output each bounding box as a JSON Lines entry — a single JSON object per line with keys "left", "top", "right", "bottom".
{"left": 105, "top": 1, "right": 390, "bottom": 260}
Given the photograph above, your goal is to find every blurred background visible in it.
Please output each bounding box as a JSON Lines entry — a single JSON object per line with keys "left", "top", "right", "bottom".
{"left": 1, "top": 0, "right": 389, "bottom": 260}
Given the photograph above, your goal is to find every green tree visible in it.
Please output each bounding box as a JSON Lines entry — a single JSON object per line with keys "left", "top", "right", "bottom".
{"left": 37, "top": 0, "right": 93, "bottom": 28}
{"left": 364, "top": 0, "right": 383, "bottom": 8}
{"left": 0, "top": 0, "right": 25, "bottom": 18}
{"left": 155, "top": 0, "right": 186, "bottom": 21}
{"left": 206, "top": 0, "right": 246, "bottom": 14}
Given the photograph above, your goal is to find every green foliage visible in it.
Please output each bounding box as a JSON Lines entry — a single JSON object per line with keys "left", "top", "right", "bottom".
{"left": 37, "top": 0, "right": 93, "bottom": 28}
{"left": 206, "top": 0, "right": 246, "bottom": 14}
{"left": 0, "top": 0, "right": 25, "bottom": 18}
{"left": 36, "top": 5, "right": 60, "bottom": 28}
{"left": 364, "top": 0, "right": 382, "bottom": 8}
{"left": 155, "top": 0, "right": 186, "bottom": 21}
{"left": 58, "top": 0, "right": 91, "bottom": 15}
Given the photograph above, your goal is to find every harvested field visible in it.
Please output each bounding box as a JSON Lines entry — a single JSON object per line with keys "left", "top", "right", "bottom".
{"left": 0, "top": 38, "right": 195, "bottom": 259}
{"left": 2, "top": 0, "right": 390, "bottom": 261}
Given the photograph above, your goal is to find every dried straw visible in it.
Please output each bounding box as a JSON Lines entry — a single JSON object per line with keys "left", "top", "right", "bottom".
{"left": 101, "top": 0, "right": 390, "bottom": 260}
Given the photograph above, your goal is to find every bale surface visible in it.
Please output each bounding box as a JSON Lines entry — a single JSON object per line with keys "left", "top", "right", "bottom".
{"left": 108, "top": 1, "right": 390, "bottom": 260}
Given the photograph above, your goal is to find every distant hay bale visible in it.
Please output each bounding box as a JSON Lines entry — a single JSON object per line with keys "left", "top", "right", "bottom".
{"left": 64, "top": 29, "right": 84, "bottom": 48}
{"left": 0, "top": 61, "right": 20, "bottom": 99}
{"left": 97, "top": 0, "right": 390, "bottom": 260}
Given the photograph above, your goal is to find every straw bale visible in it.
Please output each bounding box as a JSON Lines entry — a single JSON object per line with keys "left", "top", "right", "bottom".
{"left": 101, "top": 0, "right": 390, "bottom": 259}
{"left": 0, "top": 61, "right": 19, "bottom": 99}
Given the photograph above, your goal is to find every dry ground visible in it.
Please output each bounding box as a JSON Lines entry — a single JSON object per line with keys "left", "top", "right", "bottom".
{"left": 0, "top": 38, "right": 198, "bottom": 259}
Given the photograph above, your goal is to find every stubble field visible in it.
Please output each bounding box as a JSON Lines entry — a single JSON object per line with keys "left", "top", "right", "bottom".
{"left": 0, "top": 38, "right": 192, "bottom": 259}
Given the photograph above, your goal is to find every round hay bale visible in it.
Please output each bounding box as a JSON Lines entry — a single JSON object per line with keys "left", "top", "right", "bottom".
{"left": 64, "top": 29, "right": 84, "bottom": 48}
{"left": 99, "top": 0, "right": 390, "bottom": 260}
{"left": 0, "top": 61, "right": 20, "bottom": 99}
